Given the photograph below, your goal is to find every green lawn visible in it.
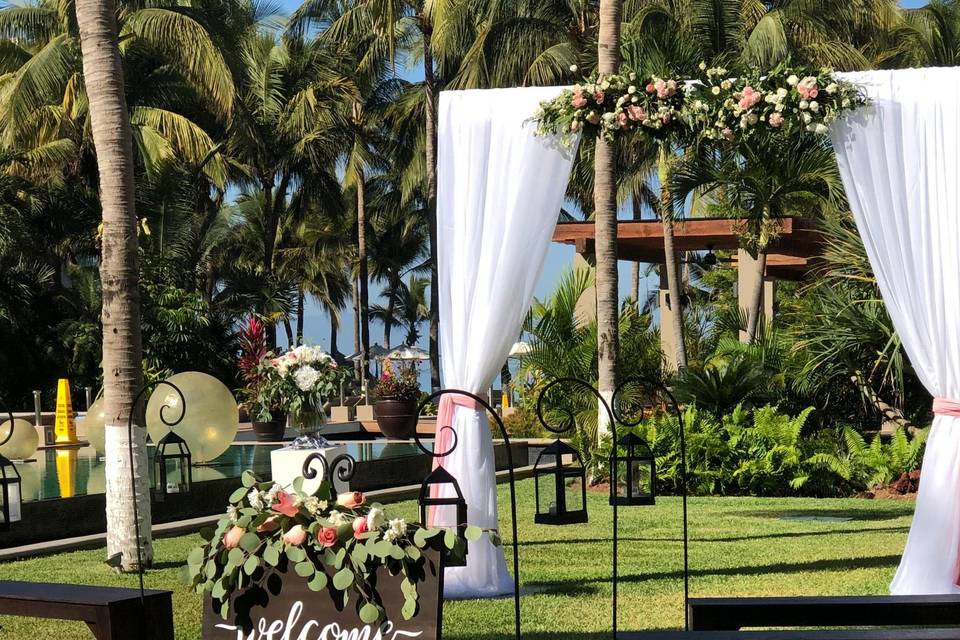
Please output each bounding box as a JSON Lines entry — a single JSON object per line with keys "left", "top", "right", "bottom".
{"left": 0, "top": 479, "right": 914, "bottom": 639}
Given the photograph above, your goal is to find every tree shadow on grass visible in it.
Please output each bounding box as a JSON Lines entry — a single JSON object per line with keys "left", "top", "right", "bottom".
{"left": 526, "top": 554, "right": 902, "bottom": 596}
{"left": 730, "top": 508, "right": 913, "bottom": 522}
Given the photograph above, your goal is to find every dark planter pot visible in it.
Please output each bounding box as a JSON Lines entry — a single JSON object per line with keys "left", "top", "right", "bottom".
{"left": 374, "top": 398, "right": 419, "bottom": 439}
{"left": 202, "top": 545, "right": 444, "bottom": 639}
{"left": 251, "top": 412, "right": 285, "bottom": 442}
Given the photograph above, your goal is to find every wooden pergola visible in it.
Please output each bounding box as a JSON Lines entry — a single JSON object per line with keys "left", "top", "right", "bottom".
{"left": 552, "top": 216, "right": 823, "bottom": 281}
{"left": 552, "top": 216, "right": 824, "bottom": 367}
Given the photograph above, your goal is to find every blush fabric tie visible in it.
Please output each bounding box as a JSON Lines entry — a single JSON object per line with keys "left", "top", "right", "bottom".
{"left": 933, "top": 398, "right": 960, "bottom": 417}
{"left": 428, "top": 393, "right": 477, "bottom": 526}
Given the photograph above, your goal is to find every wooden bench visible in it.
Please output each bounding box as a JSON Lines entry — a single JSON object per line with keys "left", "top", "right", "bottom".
{"left": 620, "top": 630, "right": 960, "bottom": 639}
{"left": 0, "top": 580, "right": 174, "bottom": 640}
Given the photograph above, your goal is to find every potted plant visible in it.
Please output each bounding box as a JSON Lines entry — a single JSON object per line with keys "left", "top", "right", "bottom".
{"left": 373, "top": 361, "right": 421, "bottom": 439}
{"left": 237, "top": 318, "right": 285, "bottom": 442}
{"left": 187, "top": 471, "right": 494, "bottom": 639}
{"left": 256, "top": 345, "right": 348, "bottom": 448}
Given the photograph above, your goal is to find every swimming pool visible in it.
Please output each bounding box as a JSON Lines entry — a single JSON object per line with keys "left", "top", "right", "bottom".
{"left": 14, "top": 440, "right": 432, "bottom": 503}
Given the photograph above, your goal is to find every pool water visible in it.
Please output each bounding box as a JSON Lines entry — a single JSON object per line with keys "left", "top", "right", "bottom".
{"left": 14, "top": 441, "right": 431, "bottom": 503}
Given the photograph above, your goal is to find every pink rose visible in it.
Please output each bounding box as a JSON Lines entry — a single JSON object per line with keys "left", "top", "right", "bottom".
{"left": 593, "top": 91, "right": 604, "bottom": 104}
{"left": 654, "top": 78, "right": 667, "bottom": 98}
{"left": 223, "top": 525, "right": 245, "bottom": 549}
{"left": 661, "top": 114, "right": 671, "bottom": 124}
{"left": 645, "top": 83, "right": 655, "bottom": 93}
{"left": 797, "top": 77, "right": 819, "bottom": 100}
{"left": 738, "top": 86, "right": 760, "bottom": 110}
{"left": 572, "top": 95, "right": 587, "bottom": 108}
{"left": 627, "top": 105, "right": 645, "bottom": 121}
{"left": 257, "top": 516, "right": 280, "bottom": 533}
{"left": 336, "top": 491, "right": 365, "bottom": 509}
{"left": 271, "top": 491, "right": 299, "bottom": 517}
{"left": 352, "top": 517, "right": 369, "bottom": 539}
{"left": 722, "top": 127, "right": 734, "bottom": 141}
{"left": 317, "top": 527, "right": 338, "bottom": 548}
{"left": 617, "top": 112, "right": 628, "bottom": 126}
{"left": 283, "top": 524, "right": 307, "bottom": 546}
{"left": 769, "top": 112, "right": 784, "bottom": 128}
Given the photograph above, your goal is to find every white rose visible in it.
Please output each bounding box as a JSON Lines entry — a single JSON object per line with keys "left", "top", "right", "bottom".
{"left": 366, "top": 507, "right": 385, "bottom": 531}
{"left": 569, "top": 64, "right": 578, "bottom": 72}
{"left": 698, "top": 61, "right": 707, "bottom": 71}
{"left": 787, "top": 74, "right": 799, "bottom": 86}
{"left": 802, "top": 113, "right": 813, "bottom": 124}
{"left": 747, "top": 113, "right": 758, "bottom": 125}
{"left": 777, "top": 87, "right": 788, "bottom": 98}
{"left": 711, "top": 86, "right": 721, "bottom": 95}
{"left": 826, "top": 82, "right": 838, "bottom": 94}
{"left": 293, "top": 365, "right": 320, "bottom": 391}
{"left": 627, "top": 85, "right": 636, "bottom": 94}
{"left": 814, "top": 123, "right": 829, "bottom": 135}
{"left": 809, "top": 100, "right": 819, "bottom": 112}
{"left": 799, "top": 100, "right": 809, "bottom": 110}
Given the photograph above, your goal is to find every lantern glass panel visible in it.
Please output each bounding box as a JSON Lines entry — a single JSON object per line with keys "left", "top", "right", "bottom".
{"left": 159, "top": 456, "right": 189, "bottom": 495}
{"left": 536, "top": 472, "right": 557, "bottom": 517}
{"left": 630, "top": 459, "right": 653, "bottom": 498}
{"left": 564, "top": 473, "right": 584, "bottom": 512}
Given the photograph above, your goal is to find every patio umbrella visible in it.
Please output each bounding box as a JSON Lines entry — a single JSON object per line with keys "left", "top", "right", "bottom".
{"left": 507, "top": 341, "right": 531, "bottom": 358}
{"left": 347, "top": 343, "right": 389, "bottom": 362}
{"left": 385, "top": 345, "right": 430, "bottom": 361}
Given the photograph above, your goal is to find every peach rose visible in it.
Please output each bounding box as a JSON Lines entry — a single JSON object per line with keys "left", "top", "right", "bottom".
{"left": 336, "top": 491, "right": 365, "bottom": 509}
{"left": 271, "top": 491, "right": 300, "bottom": 517}
{"left": 257, "top": 516, "right": 280, "bottom": 533}
{"left": 223, "top": 525, "right": 245, "bottom": 549}
{"left": 352, "top": 517, "right": 369, "bottom": 540}
{"left": 317, "top": 526, "right": 338, "bottom": 548}
{"left": 283, "top": 525, "right": 307, "bottom": 546}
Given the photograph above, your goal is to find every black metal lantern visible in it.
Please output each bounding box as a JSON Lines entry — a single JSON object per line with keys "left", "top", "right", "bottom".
{"left": 533, "top": 439, "right": 588, "bottom": 525}
{"left": 0, "top": 452, "right": 21, "bottom": 532}
{"left": 154, "top": 430, "right": 192, "bottom": 501}
{"left": 609, "top": 432, "right": 656, "bottom": 506}
{"left": 418, "top": 466, "right": 468, "bottom": 567}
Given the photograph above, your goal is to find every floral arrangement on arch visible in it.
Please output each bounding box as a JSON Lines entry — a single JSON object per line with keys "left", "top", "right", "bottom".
{"left": 534, "top": 63, "right": 867, "bottom": 145}
{"left": 685, "top": 63, "right": 866, "bottom": 143}
{"left": 185, "top": 471, "right": 497, "bottom": 624}
{"left": 249, "top": 344, "right": 347, "bottom": 423}
{"left": 374, "top": 359, "right": 421, "bottom": 402}
{"left": 534, "top": 65, "right": 687, "bottom": 142}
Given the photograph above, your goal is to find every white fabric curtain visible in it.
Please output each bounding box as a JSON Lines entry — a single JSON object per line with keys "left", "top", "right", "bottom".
{"left": 831, "top": 67, "right": 960, "bottom": 594}
{"left": 435, "top": 86, "right": 578, "bottom": 597}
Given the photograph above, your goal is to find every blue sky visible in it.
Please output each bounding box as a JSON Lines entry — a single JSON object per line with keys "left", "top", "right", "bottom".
{"left": 279, "top": 0, "right": 929, "bottom": 367}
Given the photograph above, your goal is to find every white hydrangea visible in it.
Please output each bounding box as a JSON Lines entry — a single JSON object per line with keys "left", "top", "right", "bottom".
{"left": 303, "top": 496, "right": 327, "bottom": 515}
{"left": 384, "top": 518, "right": 407, "bottom": 542}
{"left": 227, "top": 504, "right": 240, "bottom": 522}
{"left": 328, "top": 510, "right": 349, "bottom": 526}
{"left": 248, "top": 488, "right": 264, "bottom": 510}
{"left": 366, "top": 506, "right": 385, "bottom": 531}
{"left": 293, "top": 365, "right": 320, "bottom": 391}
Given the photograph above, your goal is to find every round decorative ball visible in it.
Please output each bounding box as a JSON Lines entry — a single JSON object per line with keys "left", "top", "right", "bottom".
{"left": 146, "top": 372, "right": 238, "bottom": 463}
{"left": 0, "top": 417, "right": 39, "bottom": 461}
{"left": 80, "top": 398, "right": 107, "bottom": 455}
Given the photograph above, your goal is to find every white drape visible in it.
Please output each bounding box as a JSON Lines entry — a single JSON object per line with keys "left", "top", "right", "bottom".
{"left": 436, "top": 86, "right": 578, "bottom": 597}
{"left": 831, "top": 67, "right": 960, "bottom": 594}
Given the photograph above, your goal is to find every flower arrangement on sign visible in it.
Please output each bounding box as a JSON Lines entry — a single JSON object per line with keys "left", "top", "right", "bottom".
{"left": 535, "top": 65, "right": 687, "bottom": 142}
{"left": 534, "top": 63, "right": 867, "bottom": 144}
{"left": 251, "top": 345, "right": 348, "bottom": 446}
{"left": 686, "top": 63, "right": 865, "bottom": 142}
{"left": 185, "top": 470, "right": 499, "bottom": 625}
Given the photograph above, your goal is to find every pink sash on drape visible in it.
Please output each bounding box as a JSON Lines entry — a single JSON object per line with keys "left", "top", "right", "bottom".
{"left": 933, "top": 398, "right": 960, "bottom": 417}
{"left": 428, "top": 393, "right": 477, "bottom": 526}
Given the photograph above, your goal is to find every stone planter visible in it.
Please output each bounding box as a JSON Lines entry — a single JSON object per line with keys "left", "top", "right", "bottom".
{"left": 202, "top": 545, "right": 444, "bottom": 639}
{"left": 374, "top": 398, "right": 419, "bottom": 439}
{"left": 251, "top": 412, "right": 285, "bottom": 442}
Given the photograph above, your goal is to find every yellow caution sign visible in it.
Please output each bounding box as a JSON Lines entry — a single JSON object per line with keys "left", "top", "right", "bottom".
{"left": 54, "top": 378, "right": 78, "bottom": 444}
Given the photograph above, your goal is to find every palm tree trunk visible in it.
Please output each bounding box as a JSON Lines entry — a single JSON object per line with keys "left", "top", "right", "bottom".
{"left": 296, "top": 288, "right": 305, "bottom": 346}
{"left": 282, "top": 319, "right": 294, "bottom": 349}
{"left": 356, "top": 165, "right": 370, "bottom": 380}
{"left": 744, "top": 249, "right": 767, "bottom": 343}
{"left": 851, "top": 373, "right": 916, "bottom": 433}
{"left": 261, "top": 179, "right": 278, "bottom": 350}
{"left": 383, "top": 282, "right": 396, "bottom": 349}
{"left": 660, "top": 147, "right": 687, "bottom": 371}
{"left": 352, "top": 277, "right": 361, "bottom": 383}
{"left": 631, "top": 190, "right": 642, "bottom": 309}
{"left": 329, "top": 312, "right": 340, "bottom": 359}
{"left": 423, "top": 21, "right": 441, "bottom": 392}
{"left": 593, "top": 0, "right": 622, "bottom": 438}
{"left": 75, "top": 0, "right": 150, "bottom": 570}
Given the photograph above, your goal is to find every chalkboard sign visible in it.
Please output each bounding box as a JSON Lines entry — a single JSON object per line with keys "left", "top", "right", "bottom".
{"left": 202, "top": 546, "right": 444, "bottom": 640}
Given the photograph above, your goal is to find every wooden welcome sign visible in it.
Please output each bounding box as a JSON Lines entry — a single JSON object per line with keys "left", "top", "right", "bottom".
{"left": 202, "top": 546, "right": 444, "bottom": 640}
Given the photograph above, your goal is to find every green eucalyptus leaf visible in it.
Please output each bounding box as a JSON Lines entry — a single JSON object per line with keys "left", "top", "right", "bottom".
{"left": 443, "top": 529, "right": 456, "bottom": 550}
{"left": 239, "top": 533, "right": 260, "bottom": 553}
{"left": 359, "top": 603, "right": 381, "bottom": 624}
{"left": 295, "top": 561, "right": 315, "bottom": 578}
{"left": 263, "top": 545, "right": 280, "bottom": 567}
{"left": 464, "top": 526, "right": 482, "bottom": 541}
{"left": 243, "top": 555, "right": 259, "bottom": 576}
{"left": 229, "top": 487, "right": 248, "bottom": 503}
{"left": 293, "top": 476, "right": 304, "bottom": 494}
{"left": 227, "top": 548, "right": 244, "bottom": 566}
{"left": 413, "top": 529, "right": 428, "bottom": 548}
{"left": 286, "top": 546, "right": 306, "bottom": 563}
{"left": 405, "top": 546, "right": 422, "bottom": 561}
{"left": 188, "top": 547, "right": 205, "bottom": 566}
{"left": 307, "top": 572, "right": 328, "bottom": 591}
{"left": 332, "top": 568, "right": 354, "bottom": 591}
{"left": 241, "top": 471, "right": 257, "bottom": 488}
{"left": 401, "top": 597, "right": 418, "bottom": 620}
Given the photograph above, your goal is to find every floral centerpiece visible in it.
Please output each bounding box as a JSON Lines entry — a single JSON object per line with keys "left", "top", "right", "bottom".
{"left": 185, "top": 471, "right": 495, "bottom": 628}
{"left": 373, "top": 359, "right": 422, "bottom": 439}
{"left": 253, "top": 345, "right": 348, "bottom": 448}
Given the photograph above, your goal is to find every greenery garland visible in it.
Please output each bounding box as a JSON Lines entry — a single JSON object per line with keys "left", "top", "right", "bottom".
{"left": 534, "top": 63, "right": 867, "bottom": 145}
{"left": 185, "top": 470, "right": 499, "bottom": 625}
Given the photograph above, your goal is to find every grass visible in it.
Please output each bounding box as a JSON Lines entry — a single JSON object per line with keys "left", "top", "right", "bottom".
{"left": 0, "top": 478, "right": 914, "bottom": 639}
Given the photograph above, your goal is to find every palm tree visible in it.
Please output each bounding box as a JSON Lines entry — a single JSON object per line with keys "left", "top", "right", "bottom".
{"left": 74, "top": 0, "right": 148, "bottom": 571}
{"left": 671, "top": 138, "right": 845, "bottom": 342}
